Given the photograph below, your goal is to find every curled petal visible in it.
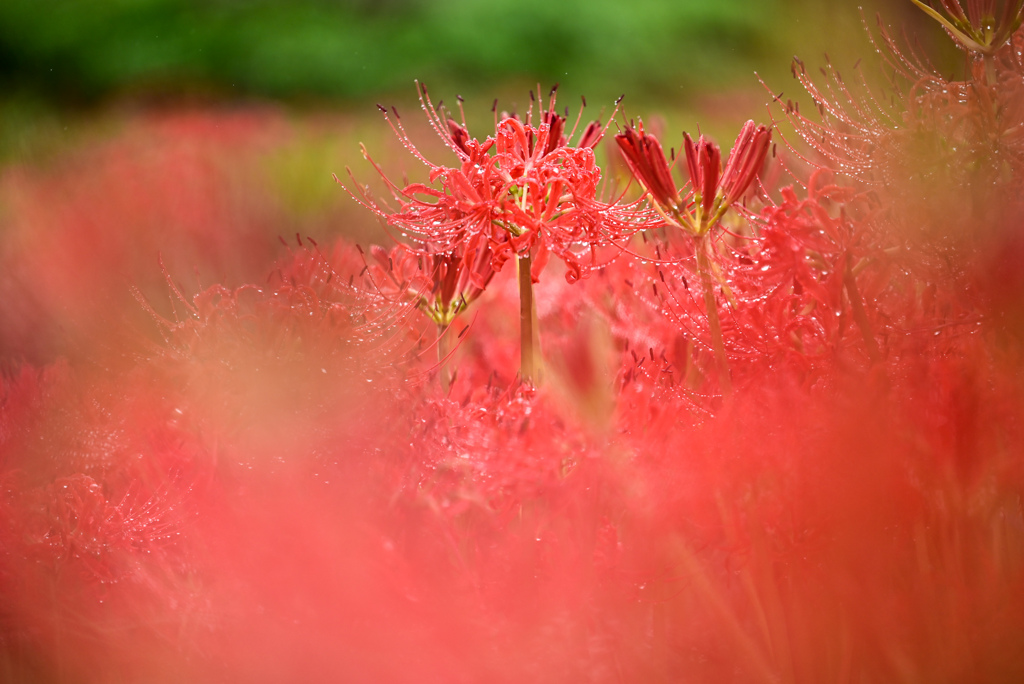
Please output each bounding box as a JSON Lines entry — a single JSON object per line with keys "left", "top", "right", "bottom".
{"left": 447, "top": 120, "right": 472, "bottom": 156}
{"left": 683, "top": 132, "right": 722, "bottom": 216}
{"left": 577, "top": 120, "right": 603, "bottom": 149}
{"left": 615, "top": 126, "right": 680, "bottom": 210}
{"left": 720, "top": 121, "right": 771, "bottom": 208}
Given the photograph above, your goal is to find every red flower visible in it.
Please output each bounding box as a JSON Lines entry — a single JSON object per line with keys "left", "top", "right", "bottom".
{"left": 365, "top": 239, "right": 496, "bottom": 326}
{"left": 682, "top": 131, "right": 722, "bottom": 218}
{"left": 615, "top": 121, "right": 681, "bottom": 212}
{"left": 717, "top": 121, "right": 772, "bottom": 208}
{"left": 616, "top": 120, "right": 771, "bottom": 236}
{"left": 346, "top": 83, "right": 651, "bottom": 284}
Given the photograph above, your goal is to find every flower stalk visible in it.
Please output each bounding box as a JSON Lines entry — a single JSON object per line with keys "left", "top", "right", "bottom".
{"left": 696, "top": 235, "right": 731, "bottom": 395}
{"left": 615, "top": 120, "right": 770, "bottom": 394}
{"left": 437, "top": 322, "right": 452, "bottom": 392}
{"left": 518, "top": 252, "right": 536, "bottom": 383}
{"left": 843, "top": 254, "right": 881, "bottom": 363}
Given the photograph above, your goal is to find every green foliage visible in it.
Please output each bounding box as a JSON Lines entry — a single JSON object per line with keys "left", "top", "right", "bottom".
{"left": 0, "top": 0, "right": 779, "bottom": 103}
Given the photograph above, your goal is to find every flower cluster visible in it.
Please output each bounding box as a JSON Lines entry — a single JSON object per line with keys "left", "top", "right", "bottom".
{"left": 364, "top": 242, "right": 496, "bottom": 327}
{"left": 347, "top": 83, "right": 657, "bottom": 380}
{"left": 348, "top": 83, "right": 650, "bottom": 285}
{"left": 615, "top": 119, "right": 771, "bottom": 236}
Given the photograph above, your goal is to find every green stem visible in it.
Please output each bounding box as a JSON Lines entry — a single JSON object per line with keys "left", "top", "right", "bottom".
{"left": 437, "top": 322, "right": 451, "bottom": 393}
{"left": 518, "top": 252, "right": 536, "bottom": 383}
{"left": 984, "top": 53, "right": 996, "bottom": 88}
{"left": 696, "top": 236, "right": 731, "bottom": 395}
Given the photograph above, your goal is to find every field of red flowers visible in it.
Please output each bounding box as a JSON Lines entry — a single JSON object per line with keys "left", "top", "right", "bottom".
{"left": 3, "top": 3, "right": 1024, "bottom": 683}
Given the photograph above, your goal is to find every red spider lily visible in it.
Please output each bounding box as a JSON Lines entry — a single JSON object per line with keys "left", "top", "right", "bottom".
{"left": 770, "top": 52, "right": 902, "bottom": 184}
{"left": 683, "top": 131, "right": 723, "bottom": 219}
{"left": 615, "top": 120, "right": 770, "bottom": 236}
{"left": 911, "top": 0, "right": 1024, "bottom": 54}
{"left": 735, "top": 170, "right": 892, "bottom": 369}
{"left": 773, "top": 12, "right": 1024, "bottom": 331}
{"left": 347, "top": 83, "right": 648, "bottom": 284}
{"left": 616, "top": 120, "right": 770, "bottom": 394}
{"left": 773, "top": 4, "right": 1024, "bottom": 224}
{"left": 771, "top": 24, "right": 1023, "bottom": 186}
{"left": 365, "top": 239, "right": 495, "bottom": 327}
{"left": 717, "top": 121, "right": 772, "bottom": 209}
{"left": 614, "top": 121, "right": 681, "bottom": 211}
{"left": 347, "top": 82, "right": 655, "bottom": 381}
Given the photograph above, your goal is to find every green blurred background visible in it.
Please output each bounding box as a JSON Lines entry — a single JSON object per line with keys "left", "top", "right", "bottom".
{"left": 0, "top": 0, "right": 935, "bottom": 117}
{"left": 0, "top": 0, "right": 912, "bottom": 103}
